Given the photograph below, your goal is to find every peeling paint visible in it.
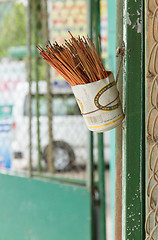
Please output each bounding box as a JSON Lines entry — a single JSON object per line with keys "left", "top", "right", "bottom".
{"left": 129, "top": 17, "right": 142, "bottom": 34}
{"left": 127, "top": 12, "right": 132, "bottom": 25}
{"left": 132, "top": 24, "right": 136, "bottom": 30}
{"left": 137, "top": 10, "right": 140, "bottom": 15}
{"left": 122, "top": 2, "right": 144, "bottom": 239}
{"left": 136, "top": 17, "right": 142, "bottom": 33}
{"left": 127, "top": 11, "right": 142, "bottom": 34}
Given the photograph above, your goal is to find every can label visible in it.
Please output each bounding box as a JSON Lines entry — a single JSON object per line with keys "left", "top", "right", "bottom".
{"left": 72, "top": 71, "right": 124, "bottom": 132}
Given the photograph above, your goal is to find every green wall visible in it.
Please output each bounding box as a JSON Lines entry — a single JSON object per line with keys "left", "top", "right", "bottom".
{"left": 0, "top": 174, "right": 91, "bottom": 240}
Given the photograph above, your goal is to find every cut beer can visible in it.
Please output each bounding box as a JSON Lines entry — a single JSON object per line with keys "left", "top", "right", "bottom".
{"left": 72, "top": 71, "right": 124, "bottom": 132}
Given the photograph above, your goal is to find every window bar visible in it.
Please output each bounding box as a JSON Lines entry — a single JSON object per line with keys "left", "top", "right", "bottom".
{"left": 27, "top": 0, "right": 32, "bottom": 176}
{"left": 33, "top": 0, "right": 42, "bottom": 172}
{"left": 95, "top": 0, "right": 106, "bottom": 239}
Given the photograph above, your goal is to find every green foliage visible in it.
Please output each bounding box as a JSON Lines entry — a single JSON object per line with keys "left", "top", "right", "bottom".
{"left": 0, "top": 3, "right": 27, "bottom": 58}
{"left": 0, "top": 1, "right": 47, "bottom": 81}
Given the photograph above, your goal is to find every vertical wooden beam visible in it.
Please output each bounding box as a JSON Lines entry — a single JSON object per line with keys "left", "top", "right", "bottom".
{"left": 98, "top": 133, "right": 106, "bottom": 240}
{"left": 27, "top": 0, "right": 32, "bottom": 176}
{"left": 107, "top": 1, "right": 117, "bottom": 239}
{"left": 95, "top": 0, "right": 106, "bottom": 239}
{"left": 87, "top": 0, "right": 95, "bottom": 239}
{"left": 122, "top": 0, "right": 145, "bottom": 239}
{"left": 42, "top": 0, "right": 54, "bottom": 173}
{"left": 115, "top": 0, "right": 123, "bottom": 239}
{"left": 33, "top": 0, "right": 42, "bottom": 172}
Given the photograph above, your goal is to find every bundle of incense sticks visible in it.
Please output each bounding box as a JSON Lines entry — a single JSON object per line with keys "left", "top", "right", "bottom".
{"left": 37, "top": 32, "right": 108, "bottom": 86}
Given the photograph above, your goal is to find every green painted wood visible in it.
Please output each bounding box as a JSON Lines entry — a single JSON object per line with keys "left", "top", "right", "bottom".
{"left": 33, "top": 172, "right": 86, "bottom": 186}
{"left": 33, "top": 0, "right": 42, "bottom": 172}
{"left": 107, "top": 1, "right": 116, "bottom": 239}
{"left": 94, "top": 0, "right": 106, "bottom": 239}
{"left": 107, "top": 0, "right": 116, "bottom": 73}
{"left": 122, "top": 0, "right": 145, "bottom": 239}
{"left": 110, "top": 129, "right": 115, "bottom": 239}
{"left": 87, "top": 0, "right": 95, "bottom": 238}
{"left": 115, "top": 0, "right": 123, "bottom": 239}
{"left": 98, "top": 133, "right": 106, "bottom": 240}
{"left": 0, "top": 174, "right": 91, "bottom": 240}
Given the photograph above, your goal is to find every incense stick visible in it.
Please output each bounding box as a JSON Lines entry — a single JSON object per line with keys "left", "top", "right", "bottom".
{"left": 37, "top": 32, "right": 108, "bottom": 86}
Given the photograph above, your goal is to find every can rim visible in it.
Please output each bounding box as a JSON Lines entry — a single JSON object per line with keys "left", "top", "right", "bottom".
{"left": 71, "top": 71, "right": 113, "bottom": 89}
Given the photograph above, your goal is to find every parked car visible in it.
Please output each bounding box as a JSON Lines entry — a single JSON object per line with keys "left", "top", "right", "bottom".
{"left": 12, "top": 81, "right": 110, "bottom": 171}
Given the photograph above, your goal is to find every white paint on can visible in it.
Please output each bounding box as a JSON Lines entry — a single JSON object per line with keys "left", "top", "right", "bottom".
{"left": 72, "top": 71, "right": 124, "bottom": 132}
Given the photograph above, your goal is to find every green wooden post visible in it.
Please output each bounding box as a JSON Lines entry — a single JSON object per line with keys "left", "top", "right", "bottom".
{"left": 122, "top": 0, "right": 145, "bottom": 239}
{"left": 94, "top": 0, "right": 106, "bottom": 239}
{"left": 107, "top": 1, "right": 116, "bottom": 239}
{"left": 33, "top": 0, "right": 42, "bottom": 172}
{"left": 87, "top": 0, "right": 95, "bottom": 239}
{"left": 98, "top": 133, "right": 106, "bottom": 240}
{"left": 107, "top": 0, "right": 116, "bottom": 72}
{"left": 87, "top": 0, "right": 94, "bottom": 191}
{"left": 42, "top": 0, "right": 54, "bottom": 173}
{"left": 89, "top": 0, "right": 94, "bottom": 194}
{"left": 27, "top": 0, "right": 32, "bottom": 176}
{"left": 115, "top": 0, "right": 123, "bottom": 239}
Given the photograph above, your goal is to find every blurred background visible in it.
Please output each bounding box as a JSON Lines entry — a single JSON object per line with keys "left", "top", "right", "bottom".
{"left": 0, "top": 0, "right": 115, "bottom": 239}
{"left": 0, "top": 0, "right": 110, "bottom": 175}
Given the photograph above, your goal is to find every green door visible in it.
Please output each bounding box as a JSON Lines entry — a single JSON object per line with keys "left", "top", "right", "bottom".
{"left": 0, "top": 173, "right": 91, "bottom": 240}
